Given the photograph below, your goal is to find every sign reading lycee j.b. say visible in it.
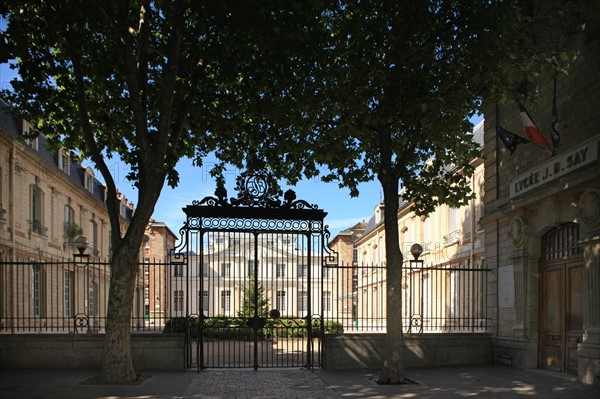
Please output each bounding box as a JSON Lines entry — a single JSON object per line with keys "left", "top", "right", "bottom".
{"left": 510, "top": 136, "right": 599, "bottom": 198}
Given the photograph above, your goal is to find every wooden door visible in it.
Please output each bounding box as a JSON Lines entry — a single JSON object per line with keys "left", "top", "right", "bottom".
{"left": 540, "top": 261, "right": 583, "bottom": 374}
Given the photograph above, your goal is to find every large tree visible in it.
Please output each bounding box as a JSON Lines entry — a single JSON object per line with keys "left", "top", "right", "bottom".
{"left": 0, "top": 0, "right": 324, "bottom": 383}
{"left": 2, "top": 0, "right": 596, "bottom": 386}
{"left": 234, "top": 0, "right": 598, "bottom": 384}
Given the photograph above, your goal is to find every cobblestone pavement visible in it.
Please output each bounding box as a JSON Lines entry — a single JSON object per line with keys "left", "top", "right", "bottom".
{"left": 183, "top": 369, "right": 342, "bottom": 399}
{"left": 1, "top": 366, "right": 599, "bottom": 399}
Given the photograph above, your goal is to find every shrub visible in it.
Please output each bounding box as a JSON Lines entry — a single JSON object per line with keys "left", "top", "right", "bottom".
{"left": 162, "top": 316, "right": 198, "bottom": 335}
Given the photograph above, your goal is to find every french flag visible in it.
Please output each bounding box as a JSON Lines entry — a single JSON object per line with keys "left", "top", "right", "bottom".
{"left": 518, "top": 103, "right": 553, "bottom": 154}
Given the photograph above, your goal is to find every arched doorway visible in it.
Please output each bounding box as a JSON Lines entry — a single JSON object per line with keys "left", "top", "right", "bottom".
{"left": 539, "top": 223, "right": 583, "bottom": 374}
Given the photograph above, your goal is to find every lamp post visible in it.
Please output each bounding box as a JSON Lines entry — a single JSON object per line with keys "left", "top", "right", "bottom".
{"left": 73, "top": 235, "right": 89, "bottom": 267}
{"left": 408, "top": 243, "right": 424, "bottom": 333}
{"left": 72, "top": 235, "right": 90, "bottom": 333}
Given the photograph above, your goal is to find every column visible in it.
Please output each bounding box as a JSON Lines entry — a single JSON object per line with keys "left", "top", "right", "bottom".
{"left": 578, "top": 189, "right": 600, "bottom": 385}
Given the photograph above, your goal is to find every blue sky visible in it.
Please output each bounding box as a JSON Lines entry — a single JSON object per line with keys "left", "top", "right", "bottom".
{"left": 93, "top": 155, "right": 380, "bottom": 239}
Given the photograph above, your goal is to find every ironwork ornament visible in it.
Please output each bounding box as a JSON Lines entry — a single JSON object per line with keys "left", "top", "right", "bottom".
{"left": 194, "top": 167, "right": 318, "bottom": 210}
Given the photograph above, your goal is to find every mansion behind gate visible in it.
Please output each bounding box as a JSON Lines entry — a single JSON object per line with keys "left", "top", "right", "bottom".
{"left": 170, "top": 233, "right": 335, "bottom": 321}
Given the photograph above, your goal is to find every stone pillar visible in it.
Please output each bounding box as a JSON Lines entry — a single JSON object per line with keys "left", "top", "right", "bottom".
{"left": 509, "top": 216, "right": 539, "bottom": 368}
{"left": 577, "top": 189, "right": 600, "bottom": 385}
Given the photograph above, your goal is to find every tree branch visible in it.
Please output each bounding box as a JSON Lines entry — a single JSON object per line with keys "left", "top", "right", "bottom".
{"left": 64, "top": 26, "right": 122, "bottom": 243}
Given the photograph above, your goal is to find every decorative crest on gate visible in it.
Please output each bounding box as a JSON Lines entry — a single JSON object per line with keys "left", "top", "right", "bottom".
{"left": 193, "top": 167, "right": 318, "bottom": 210}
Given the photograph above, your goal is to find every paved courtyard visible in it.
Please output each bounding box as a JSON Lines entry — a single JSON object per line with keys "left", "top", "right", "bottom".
{"left": 1, "top": 365, "right": 599, "bottom": 399}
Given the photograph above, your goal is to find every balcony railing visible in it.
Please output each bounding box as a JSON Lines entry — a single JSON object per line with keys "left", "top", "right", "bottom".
{"left": 29, "top": 220, "right": 47, "bottom": 236}
{"left": 443, "top": 230, "right": 461, "bottom": 246}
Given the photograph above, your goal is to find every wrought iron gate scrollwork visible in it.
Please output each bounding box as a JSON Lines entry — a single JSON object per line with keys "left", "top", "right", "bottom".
{"left": 170, "top": 167, "right": 337, "bottom": 371}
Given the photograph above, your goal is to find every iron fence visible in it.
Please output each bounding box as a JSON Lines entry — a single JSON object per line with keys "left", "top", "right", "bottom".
{"left": 0, "top": 258, "right": 489, "bottom": 334}
{"left": 326, "top": 262, "right": 490, "bottom": 333}
{"left": 0, "top": 258, "right": 172, "bottom": 333}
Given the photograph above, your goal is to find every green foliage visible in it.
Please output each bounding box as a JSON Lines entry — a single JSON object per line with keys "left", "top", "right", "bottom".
{"left": 199, "top": 317, "right": 343, "bottom": 340}
{"left": 63, "top": 222, "right": 83, "bottom": 241}
{"left": 162, "top": 316, "right": 197, "bottom": 334}
{"left": 237, "top": 272, "right": 270, "bottom": 318}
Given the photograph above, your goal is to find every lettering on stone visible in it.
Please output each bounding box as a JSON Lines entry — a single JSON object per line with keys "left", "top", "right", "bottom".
{"left": 510, "top": 138, "right": 599, "bottom": 198}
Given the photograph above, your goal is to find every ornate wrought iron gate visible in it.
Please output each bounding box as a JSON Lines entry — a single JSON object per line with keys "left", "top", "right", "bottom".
{"left": 170, "top": 169, "right": 336, "bottom": 370}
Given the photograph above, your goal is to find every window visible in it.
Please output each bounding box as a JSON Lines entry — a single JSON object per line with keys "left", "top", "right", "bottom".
{"left": 63, "top": 270, "right": 74, "bottom": 317}
{"left": 25, "top": 136, "right": 39, "bottom": 150}
{"left": 449, "top": 207, "right": 459, "bottom": 232}
{"left": 31, "top": 264, "right": 46, "bottom": 317}
{"left": 58, "top": 150, "right": 70, "bottom": 174}
{"left": 23, "top": 122, "right": 39, "bottom": 150}
{"left": 221, "top": 290, "right": 231, "bottom": 312}
{"left": 174, "top": 290, "right": 184, "bottom": 312}
{"left": 323, "top": 291, "right": 332, "bottom": 312}
{"left": 276, "top": 290, "right": 286, "bottom": 311}
{"left": 0, "top": 165, "right": 5, "bottom": 222}
{"left": 202, "top": 290, "right": 209, "bottom": 312}
{"left": 298, "top": 264, "right": 307, "bottom": 278}
{"left": 89, "top": 219, "right": 98, "bottom": 255}
{"left": 173, "top": 264, "right": 183, "bottom": 277}
{"left": 298, "top": 291, "right": 308, "bottom": 313}
{"left": 203, "top": 262, "right": 209, "bottom": 277}
{"left": 50, "top": 191, "right": 56, "bottom": 239}
{"left": 89, "top": 282, "right": 98, "bottom": 316}
{"left": 30, "top": 185, "right": 45, "bottom": 235}
{"left": 64, "top": 205, "right": 76, "bottom": 238}
{"left": 352, "top": 246, "right": 358, "bottom": 265}
{"left": 144, "top": 284, "right": 150, "bottom": 304}
{"left": 221, "top": 263, "right": 231, "bottom": 277}
{"left": 84, "top": 167, "right": 95, "bottom": 193}
{"left": 247, "top": 260, "right": 256, "bottom": 277}
{"left": 276, "top": 264, "right": 285, "bottom": 278}
{"left": 143, "top": 258, "right": 150, "bottom": 274}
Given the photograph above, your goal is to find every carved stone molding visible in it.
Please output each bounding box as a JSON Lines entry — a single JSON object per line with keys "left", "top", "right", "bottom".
{"left": 509, "top": 216, "right": 530, "bottom": 248}
{"left": 541, "top": 196, "right": 560, "bottom": 226}
{"left": 578, "top": 189, "right": 600, "bottom": 229}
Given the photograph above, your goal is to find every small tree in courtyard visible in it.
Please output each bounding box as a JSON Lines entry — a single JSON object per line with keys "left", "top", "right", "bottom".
{"left": 238, "top": 271, "right": 270, "bottom": 319}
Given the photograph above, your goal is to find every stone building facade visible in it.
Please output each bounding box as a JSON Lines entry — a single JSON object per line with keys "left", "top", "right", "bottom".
{"left": 482, "top": 45, "right": 599, "bottom": 384}
{"left": 0, "top": 103, "right": 135, "bottom": 332}
{"left": 352, "top": 122, "right": 486, "bottom": 332}
{"left": 141, "top": 219, "right": 177, "bottom": 327}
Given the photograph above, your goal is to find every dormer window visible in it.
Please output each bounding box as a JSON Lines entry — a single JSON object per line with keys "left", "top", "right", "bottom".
{"left": 23, "top": 121, "right": 39, "bottom": 150}
{"left": 84, "top": 167, "right": 95, "bottom": 194}
{"left": 58, "top": 149, "right": 70, "bottom": 175}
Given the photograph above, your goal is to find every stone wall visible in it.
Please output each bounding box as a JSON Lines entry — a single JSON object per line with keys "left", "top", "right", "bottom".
{"left": 0, "top": 334, "right": 183, "bottom": 371}
{"left": 323, "top": 333, "right": 493, "bottom": 370}
{"left": 2, "top": 333, "right": 492, "bottom": 371}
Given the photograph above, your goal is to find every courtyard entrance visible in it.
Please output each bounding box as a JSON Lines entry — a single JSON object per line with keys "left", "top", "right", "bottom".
{"left": 169, "top": 168, "right": 336, "bottom": 370}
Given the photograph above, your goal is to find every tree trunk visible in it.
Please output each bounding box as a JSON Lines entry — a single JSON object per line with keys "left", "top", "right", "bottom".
{"left": 377, "top": 162, "right": 405, "bottom": 384}
{"left": 102, "top": 245, "right": 140, "bottom": 383}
